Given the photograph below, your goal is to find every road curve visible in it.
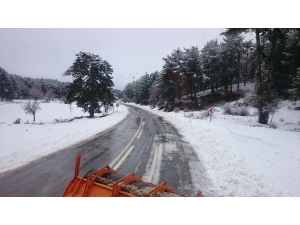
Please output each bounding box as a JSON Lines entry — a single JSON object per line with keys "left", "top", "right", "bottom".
{"left": 0, "top": 104, "right": 205, "bottom": 196}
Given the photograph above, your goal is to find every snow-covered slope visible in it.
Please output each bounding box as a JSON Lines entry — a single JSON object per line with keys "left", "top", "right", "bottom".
{"left": 128, "top": 83, "right": 300, "bottom": 197}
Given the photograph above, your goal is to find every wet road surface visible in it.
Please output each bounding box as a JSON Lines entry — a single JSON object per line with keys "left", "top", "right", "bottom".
{"left": 0, "top": 105, "right": 203, "bottom": 196}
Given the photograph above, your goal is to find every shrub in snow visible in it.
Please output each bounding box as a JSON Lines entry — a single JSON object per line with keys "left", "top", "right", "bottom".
{"left": 21, "top": 100, "right": 42, "bottom": 122}
{"left": 25, "top": 120, "right": 29, "bottom": 124}
{"left": 60, "top": 96, "right": 66, "bottom": 103}
{"left": 54, "top": 118, "right": 69, "bottom": 123}
{"left": 250, "top": 111, "right": 258, "bottom": 117}
{"left": 269, "top": 122, "right": 277, "bottom": 129}
{"left": 13, "top": 118, "right": 21, "bottom": 124}
{"left": 222, "top": 103, "right": 250, "bottom": 116}
{"left": 239, "top": 106, "right": 250, "bottom": 116}
{"left": 280, "top": 118, "right": 284, "bottom": 122}
{"left": 223, "top": 103, "right": 232, "bottom": 115}
{"left": 196, "top": 111, "right": 210, "bottom": 119}
{"left": 184, "top": 112, "right": 194, "bottom": 118}
{"left": 29, "top": 88, "right": 44, "bottom": 101}
{"left": 44, "top": 88, "right": 56, "bottom": 101}
{"left": 195, "top": 114, "right": 201, "bottom": 119}
{"left": 291, "top": 128, "right": 300, "bottom": 132}
{"left": 264, "top": 101, "right": 280, "bottom": 126}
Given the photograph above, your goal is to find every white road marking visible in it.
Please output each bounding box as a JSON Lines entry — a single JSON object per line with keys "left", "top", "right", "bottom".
{"left": 112, "top": 146, "right": 135, "bottom": 170}
{"left": 137, "top": 121, "right": 145, "bottom": 139}
{"left": 109, "top": 115, "right": 143, "bottom": 169}
{"left": 142, "top": 135, "right": 163, "bottom": 184}
{"left": 133, "top": 138, "right": 152, "bottom": 173}
{"left": 142, "top": 124, "right": 178, "bottom": 184}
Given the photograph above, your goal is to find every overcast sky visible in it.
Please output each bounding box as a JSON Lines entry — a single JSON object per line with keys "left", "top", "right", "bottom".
{"left": 0, "top": 28, "right": 255, "bottom": 90}
{"left": 0, "top": 0, "right": 294, "bottom": 91}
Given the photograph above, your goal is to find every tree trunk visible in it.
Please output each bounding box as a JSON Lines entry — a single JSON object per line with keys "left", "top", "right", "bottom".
{"left": 190, "top": 83, "right": 193, "bottom": 100}
{"left": 89, "top": 100, "right": 95, "bottom": 118}
{"left": 244, "top": 53, "right": 248, "bottom": 86}
{"left": 33, "top": 113, "right": 35, "bottom": 122}
{"left": 194, "top": 84, "right": 197, "bottom": 105}
{"left": 258, "top": 108, "right": 269, "bottom": 124}
{"left": 256, "top": 29, "right": 262, "bottom": 96}
{"left": 237, "top": 55, "right": 241, "bottom": 91}
{"left": 210, "top": 75, "right": 213, "bottom": 95}
{"left": 256, "top": 28, "right": 269, "bottom": 124}
{"left": 269, "top": 29, "right": 278, "bottom": 95}
{"left": 230, "top": 73, "right": 233, "bottom": 94}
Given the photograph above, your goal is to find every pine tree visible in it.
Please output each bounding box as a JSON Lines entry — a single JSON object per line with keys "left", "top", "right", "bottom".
{"left": 161, "top": 48, "right": 185, "bottom": 104}
{"left": 240, "top": 40, "right": 256, "bottom": 86}
{"left": 183, "top": 46, "right": 202, "bottom": 104}
{"left": 222, "top": 29, "right": 270, "bottom": 124}
{"left": 63, "top": 52, "right": 114, "bottom": 118}
{"left": 0, "top": 67, "right": 9, "bottom": 100}
{"left": 292, "top": 68, "right": 300, "bottom": 100}
{"left": 220, "top": 33, "right": 244, "bottom": 93}
{"left": 123, "top": 82, "right": 135, "bottom": 102}
{"left": 200, "top": 39, "right": 222, "bottom": 95}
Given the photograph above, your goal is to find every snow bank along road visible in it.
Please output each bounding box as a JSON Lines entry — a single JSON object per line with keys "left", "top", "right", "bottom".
{"left": 0, "top": 104, "right": 207, "bottom": 196}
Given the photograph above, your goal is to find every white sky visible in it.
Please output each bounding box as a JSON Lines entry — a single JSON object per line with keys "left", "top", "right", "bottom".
{"left": 0, "top": 28, "right": 231, "bottom": 90}
{"left": 1, "top": 0, "right": 294, "bottom": 91}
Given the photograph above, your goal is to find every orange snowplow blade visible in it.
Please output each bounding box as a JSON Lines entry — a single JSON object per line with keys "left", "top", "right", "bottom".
{"left": 63, "top": 153, "right": 203, "bottom": 197}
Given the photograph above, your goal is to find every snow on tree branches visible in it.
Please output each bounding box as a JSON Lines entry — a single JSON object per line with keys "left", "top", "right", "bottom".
{"left": 44, "top": 88, "right": 56, "bottom": 101}
{"left": 29, "top": 88, "right": 44, "bottom": 101}
{"left": 21, "top": 100, "right": 42, "bottom": 122}
{"left": 63, "top": 52, "right": 114, "bottom": 118}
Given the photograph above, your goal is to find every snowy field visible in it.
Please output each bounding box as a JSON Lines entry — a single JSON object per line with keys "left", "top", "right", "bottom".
{"left": 0, "top": 100, "right": 129, "bottom": 174}
{"left": 127, "top": 98, "right": 300, "bottom": 197}
{"left": 1, "top": 94, "right": 300, "bottom": 197}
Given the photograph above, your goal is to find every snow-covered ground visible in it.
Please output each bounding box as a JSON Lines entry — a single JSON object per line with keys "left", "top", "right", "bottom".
{"left": 1, "top": 89, "right": 300, "bottom": 197}
{"left": 127, "top": 97, "right": 300, "bottom": 197}
{"left": 0, "top": 100, "right": 129, "bottom": 174}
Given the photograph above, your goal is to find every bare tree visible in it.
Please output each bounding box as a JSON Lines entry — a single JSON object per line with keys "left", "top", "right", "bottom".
{"left": 21, "top": 100, "right": 42, "bottom": 122}
{"left": 29, "top": 88, "right": 43, "bottom": 101}
{"left": 44, "top": 88, "right": 56, "bottom": 101}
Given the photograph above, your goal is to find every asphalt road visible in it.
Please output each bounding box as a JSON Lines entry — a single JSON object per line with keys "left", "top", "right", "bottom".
{"left": 0, "top": 104, "right": 202, "bottom": 196}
